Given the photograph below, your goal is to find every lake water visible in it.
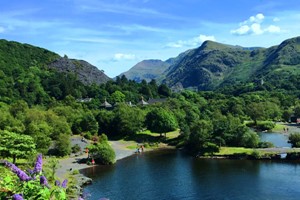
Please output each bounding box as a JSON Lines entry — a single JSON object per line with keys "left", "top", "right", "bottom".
{"left": 258, "top": 132, "right": 291, "bottom": 148}
{"left": 82, "top": 149, "right": 300, "bottom": 200}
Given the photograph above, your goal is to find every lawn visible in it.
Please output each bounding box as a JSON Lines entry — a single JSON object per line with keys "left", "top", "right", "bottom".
{"left": 124, "top": 129, "right": 180, "bottom": 149}
{"left": 216, "top": 147, "right": 254, "bottom": 155}
{"left": 272, "top": 123, "right": 287, "bottom": 132}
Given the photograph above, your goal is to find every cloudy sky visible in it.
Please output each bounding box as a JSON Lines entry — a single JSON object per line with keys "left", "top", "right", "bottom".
{"left": 1, "top": 0, "right": 300, "bottom": 77}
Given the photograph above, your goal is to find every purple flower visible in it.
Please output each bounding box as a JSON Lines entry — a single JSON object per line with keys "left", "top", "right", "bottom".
{"left": 61, "top": 179, "right": 68, "bottom": 188}
{"left": 12, "top": 194, "right": 23, "bottom": 200}
{"left": 55, "top": 180, "right": 60, "bottom": 186}
{"left": 5, "top": 161, "right": 31, "bottom": 181}
{"left": 40, "top": 176, "right": 48, "bottom": 186}
{"left": 34, "top": 154, "right": 43, "bottom": 173}
{"left": 78, "top": 198, "right": 84, "bottom": 200}
{"left": 27, "top": 169, "right": 34, "bottom": 175}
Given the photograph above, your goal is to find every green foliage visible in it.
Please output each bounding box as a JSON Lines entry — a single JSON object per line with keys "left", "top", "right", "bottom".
{"left": 88, "top": 134, "right": 116, "bottom": 164}
{"left": 71, "top": 144, "right": 81, "bottom": 154}
{"left": 288, "top": 133, "right": 300, "bottom": 147}
{"left": 251, "top": 150, "right": 262, "bottom": 159}
{"left": 0, "top": 154, "right": 68, "bottom": 200}
{"left": 241, "top": 131, "right": 259, "bottom": 148}
{"left": 187, "top": 120, "right": 213, "bottom": 155}
{"left": 53, "top": 134, "right": 71, "bottom": 157}
{"left": 246, "top": 121, "right": 275, "bottom": 131}
{"left": 0, "top": 130, "right": 36, "bottom": 163}
{"left": 111, "top": 104, "right": 146, "bottom": 137}
{"left": 145, "top": 108, "right": 178, "bottom": 136}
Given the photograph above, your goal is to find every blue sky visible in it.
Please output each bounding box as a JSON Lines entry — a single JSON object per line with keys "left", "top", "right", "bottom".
{"left": 1, "top": 0, "right": 300, "bottom": 77}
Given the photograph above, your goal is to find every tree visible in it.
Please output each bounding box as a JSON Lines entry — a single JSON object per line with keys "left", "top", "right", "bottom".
{"left": 0, "top": 130, "right": 36, "bottom": 163}
{"left": 158, "top": 84, "right": 171, "bottom": 97}
{"left": 53, "top": 134, "right": 71, "bottom": 157}
{"left": 145, "top": 108, "right": 178, "bottom": 137}
{"left": 246, "top": 102, "right": 266, "bottom": 125}
{"left": 112, "top": 104, "right": 145, "bottom": 137}
{"left": 111, "top": 90, "right": 126, "bottom": 104}
{"left": 187, "top": 120, "right": 213, "bottom": 155}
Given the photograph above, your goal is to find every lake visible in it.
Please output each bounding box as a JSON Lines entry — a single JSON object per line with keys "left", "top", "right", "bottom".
{"left": 81, "top": 132, "right": 295, "bottom": 200}
{"left": 258, "top": 132, "right": 291, "bottom": 148}
{"left": 82, "top": 148, "right": 300, "bottom": 200}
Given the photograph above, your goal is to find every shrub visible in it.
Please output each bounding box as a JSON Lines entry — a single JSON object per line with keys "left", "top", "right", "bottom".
{"left": 72, "top": 169, "right": 80, "bottom": 175}
{"left": 88, "top": 134, "right": 116, "bottom": 165}
{"left": 258, "top": 141, "right": 274, "bottom": 148}
{"left": 288, "top": 133, "right": 300, "bottom": 147}
{"left": 246, "top": 121, "right": 275, "bottom": 131}
{"left": 72, "top": 144, "right": 81, "bottom": 154}
{"left": 251, "top": 150, "right": 262, "bottom": 159}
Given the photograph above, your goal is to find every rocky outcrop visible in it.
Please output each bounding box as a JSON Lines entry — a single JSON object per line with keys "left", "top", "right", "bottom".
{"left": 48, "top": 57, "right": 111, "bottom": 85}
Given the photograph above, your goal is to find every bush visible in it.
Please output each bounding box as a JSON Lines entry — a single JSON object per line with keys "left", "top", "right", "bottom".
{"left": 241, "top": 131, "right": 259, "bottom": 148}
{"left": 258, "top": 141, "right": 274, "bottom": 148}
{"left": 246, "top": 121, "right": 275, "bottom": 131}
{"left": 88, "top": 134, "right": 116, "bottom": 165}
{"left": 71, "top": 144, "right": 81, "bottom": 154}
{"left": 288, "top": 133, "right": 300, "bottom": 147}
{"left": 72, "top": 169, "right": 80, "bottom": 175}
{"left": 251, "top": 150, "right": 262, "bottom": 159}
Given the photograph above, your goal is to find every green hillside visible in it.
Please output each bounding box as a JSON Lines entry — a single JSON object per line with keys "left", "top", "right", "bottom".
{"left": 0, "top": 39, "right": 110, "bottom": 104}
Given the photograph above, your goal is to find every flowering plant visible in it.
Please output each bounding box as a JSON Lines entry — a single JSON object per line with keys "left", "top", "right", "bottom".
{"left": 0, "top": 154, "right": 69, "bottom": 200}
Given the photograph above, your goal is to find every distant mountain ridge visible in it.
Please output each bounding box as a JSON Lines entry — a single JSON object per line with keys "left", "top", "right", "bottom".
{"left": 118, "top": 49, "right": 191, "bottom": 83}
{"left": 119, "top": 59, "right": 170, "bottom": 82}
{"left": 120, "top": 36, "right": 300, "bottom": 91}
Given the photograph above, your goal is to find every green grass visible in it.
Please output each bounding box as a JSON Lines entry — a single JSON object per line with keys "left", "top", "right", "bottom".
{"left": 122, "top": 129, "right": 180, "bottom": 149}
{"left": 272, "top": 123, "right": 287, "bottom": 132}
{"left": 216, "top": 147, "right": 254, "bottom": 155}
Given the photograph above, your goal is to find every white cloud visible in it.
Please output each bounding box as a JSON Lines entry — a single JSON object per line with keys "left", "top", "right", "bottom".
{"left": 0, "top": 26, "right": 5, "bottom": 33}
{"left": 231, "top": 13, "right": 281, "bottom": 35}
{"left": 251, "top": 23, "right": 264, "bottom": 35}
{"left": 265, "top": 25, "right": 281, "bottom": 33}
{"left": 167, "top": 34, "right": 216, "bottom": 48}
{"left": 273, "top": 17, "right": 280, "bottom": 22}
{"left": 230, "top": 25, "right": 250, "bottom": 35}
{"left": 242, "top": 13, "right": 265, "bottom": 25}
{"left": 113, "top": 53, "right": 136, "bottom": 61}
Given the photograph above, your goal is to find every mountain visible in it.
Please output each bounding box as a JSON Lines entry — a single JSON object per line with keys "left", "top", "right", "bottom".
{"left": 119, "top": 59, "right": 170, "bottom": 82}
{"left": 118, "top": 49, "right": 191, "bottom": 82}
{"left": 122, "top": 36, "right": 300, "bottom": 91}
{"left": 163, "top": 40, "right": 265, "bottom": 90}
{"left": 48, "top": 56, "right": 110, "bottom": 85}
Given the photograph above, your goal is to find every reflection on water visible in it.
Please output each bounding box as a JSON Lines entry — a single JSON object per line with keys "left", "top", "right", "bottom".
{"left": 82, "top": 150, "right": 300, "bottom": 200}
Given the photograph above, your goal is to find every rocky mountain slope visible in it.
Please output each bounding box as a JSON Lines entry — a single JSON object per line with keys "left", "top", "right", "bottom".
{"left": 48, "top": 56, "right": 110, "bottom": 85}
